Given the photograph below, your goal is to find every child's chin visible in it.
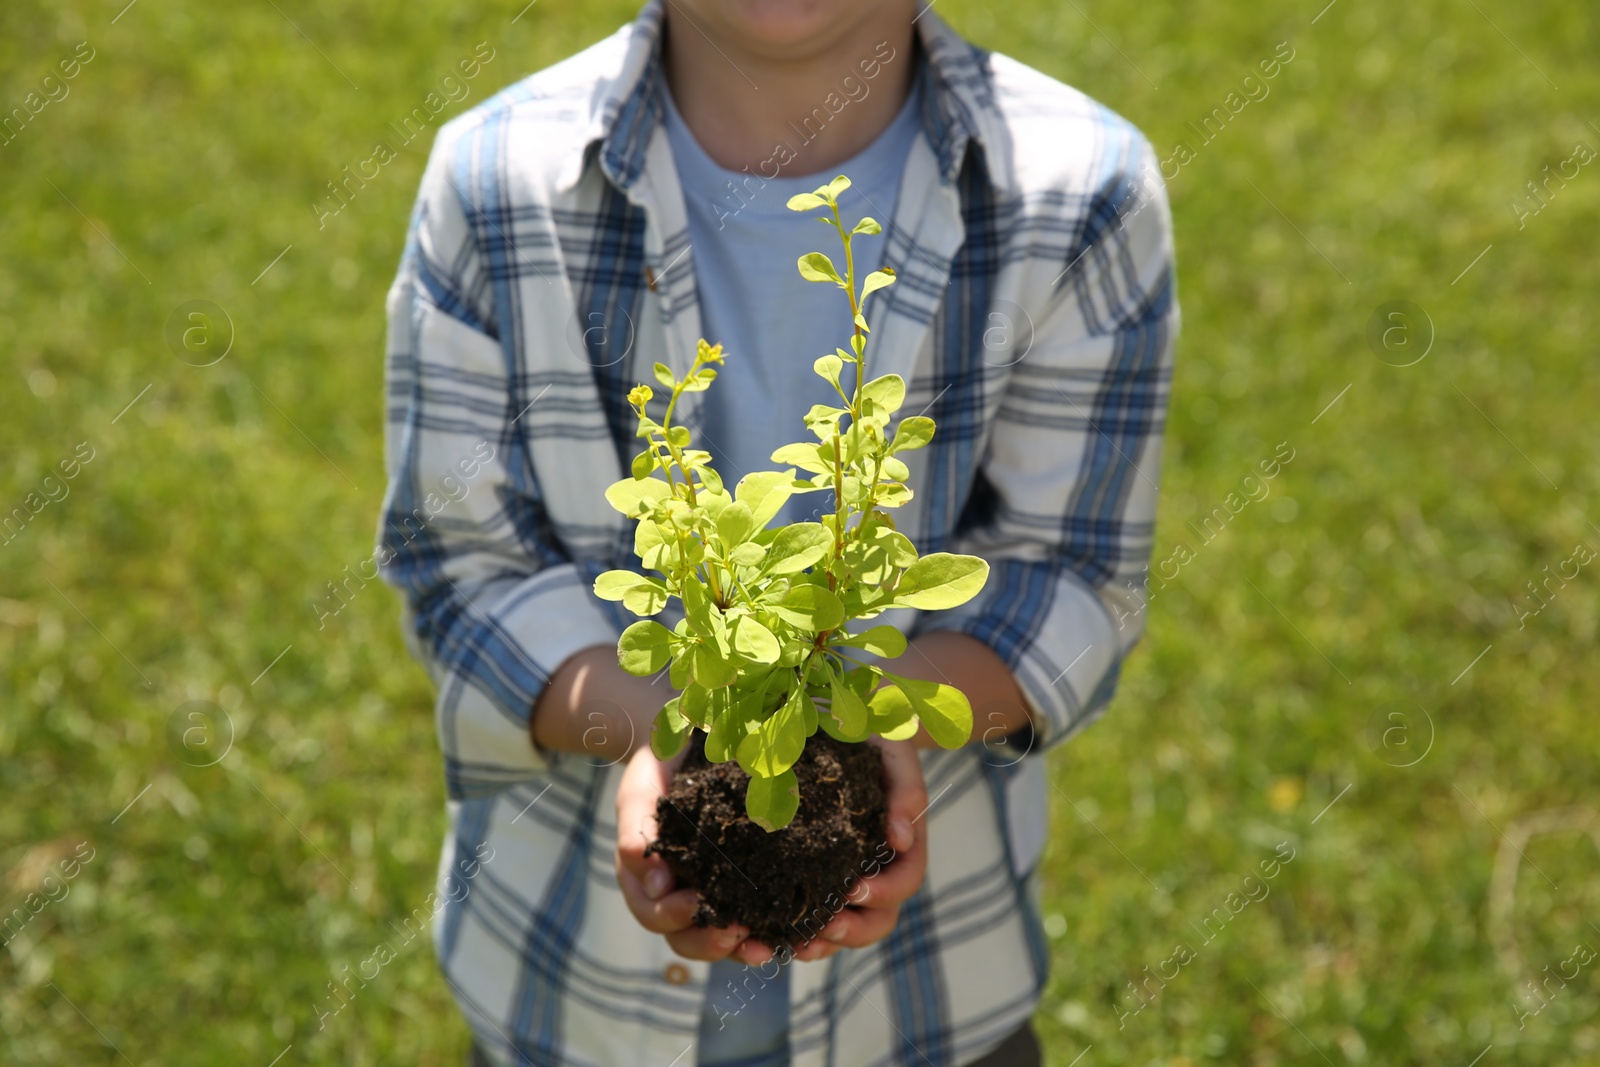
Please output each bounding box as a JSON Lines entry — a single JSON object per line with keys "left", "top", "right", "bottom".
{"left": 697, "top": 0, "right": 875, "bottom": 52}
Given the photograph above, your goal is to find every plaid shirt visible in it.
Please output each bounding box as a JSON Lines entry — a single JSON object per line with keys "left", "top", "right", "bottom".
{"left": 376, "top": 3, "right": 1177, "bottom": 1064}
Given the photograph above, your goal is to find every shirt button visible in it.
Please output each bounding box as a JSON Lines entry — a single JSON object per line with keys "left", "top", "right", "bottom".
{"left": 663, "top": 963, "right": 690, "bottom": 985}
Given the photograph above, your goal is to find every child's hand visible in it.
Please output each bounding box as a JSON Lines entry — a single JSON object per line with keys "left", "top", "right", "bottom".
{"left": 615, "top": 744, "right": 751, "bottom": 961}
{"left": 735, "top": 736, "right": 929, "bottom": 966}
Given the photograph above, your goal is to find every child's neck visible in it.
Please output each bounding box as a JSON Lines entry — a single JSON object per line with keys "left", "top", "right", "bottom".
{"left": 662, "top": 1, "right": 917, "bottom": 178}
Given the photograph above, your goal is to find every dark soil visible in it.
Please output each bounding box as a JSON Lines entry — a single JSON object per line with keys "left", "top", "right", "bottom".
{"left": 647, "top": 733, "right": 886, "bottom": 950}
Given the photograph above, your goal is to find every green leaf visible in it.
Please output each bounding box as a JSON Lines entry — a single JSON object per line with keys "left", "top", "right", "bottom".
{"left": 842, "top": 422, "right": 866, "bottom": 466}
{"left": 841, "top": 536, "right": 889, "bottom": 584}
{"left": 618, "top": 620, "right": 673, "bottom": 676}
{"left": 838, "top": 624, "right": 907, "bottom": 659}
{"left": 765, "top": 523, "right": 833, "bottom": 575}
{"left": 890, "top": 417, "right": 935, "bottom": 453}
{"left": 817, "top": 707, "right": 861, "bottom": 744}
{"left": 840, "top": 664, "right": 882, "bottom": 699}
{"left": 855, "top": 395, "right": 888, "bottom": 431}
{"left": 732, "top": 616, "right": 781, "bottom": 664}
{"left": 839, "top": 524, "right": 914, "bottom": 585}
{"left": 704, "top": 485, "right": 733, "bottom": 512}
{"left": 745, "top": 768, "right": 800, "bottom": 832}
{"left": 814, "top": 354, "right": 844, "bottom": 390}
{"left": 866, "top": 684, "right": 919, "bottom": 740}
{"left": 593, "top": 569, "right": 646, "bottom": 601}
{"left": 771, "top": 584, "right": 845, "bottom": 631}
{"left": 797, "top": 252, "right": 844, "bottom": 285}
{"left": 651, "top": 698, "right": 691, "bottom": 760}
{"left": 737, "top": 684, "right": 809, "bottom": 777}
{"left": 692, "top": 642, "right": 736, "bottom": 688}
{"left": 828, "top": 671, "right": 869, "bottom": 739}
{"left": 877, "top": 482, "right": 913, "bottom": 508}
{"left": 678, "top": 683, "right": 709, "bottom": 728}
{"left": 799, "top": 684, "right": 819, "bottom": 734}
{"left": 881, "top": 456, "right": 911, "bottom": 482}
{"left": 770, "top": 441, "right": 832, "bottom": 474}
{"left": 717, "top": 502, "right": 756, "bottom": 548}
{"left": 635, "top": 520, "right": 674, "bottom": 571}
{"left": 653, "top": 362, "right": 675, "bottom": 388}
{"left": 825, "top": 174, "right": 852, "bottom": 199}
{"left": 669, "top": 645, "right": 692, "bottom": 689}
{"left": 861, "top": 374, "right": 906, "bottom": 414}
{"left": 681, "top": 577, "right": 718, "bottom": 634}
{"left": 880, "top": 674, "right": 972, "bottom": 749}
{"left": 888, "top": 532, "right": 918, "bottom": 567}
{"left": 861, "top": 267, "right": 896, "bottom": 302}
{"left": 705, "top": 710, "right": 747, "bottom": 763}
{"left": 786, "top": 192, "right": 827, "bottom": 212}
{"left": 680, "top": 367, "right": 717, "bottom": 392}
{"left": 603, "top": 475, "right": 672, "bottom": 517}
{"left": 631, "top": 448, "right": 656, "bottom": 479}
{"left": 736, "top": 469, "right": 798, "bottom": 528}
{"left": 621, "top": 579, "right": 669, "bottom": 617}
{"left": 803, "top": 404, "right": 848, "bottom": 440}
{"left": 841, "top": 581, "right": 894, "bottom": 618}
{"left": 868, "top": 524, "right": 918, "bottom": 567}
{"left": 730, "top": 542, "right": 767, "bottom": 567}
{"left": 893, "top": 553, "right": 990, "bottom": 610}
{"left": 851, "top": 217, "right": 882, "bottom": 236}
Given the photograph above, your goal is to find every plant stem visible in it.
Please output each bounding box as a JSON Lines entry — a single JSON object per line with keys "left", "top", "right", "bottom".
{"left": 657, "top": 372, "right": 726, "bottom": 604}
{"left": 830, "top": 203, "right": 867, "bottom": 391}
{"left": 827, "top": 206, "right": 864, "bottom": 594}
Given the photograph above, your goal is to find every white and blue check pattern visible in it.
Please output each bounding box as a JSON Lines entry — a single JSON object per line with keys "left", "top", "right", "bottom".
{"left": 376, "top": 3, "right": 1178, "bottom": 1064}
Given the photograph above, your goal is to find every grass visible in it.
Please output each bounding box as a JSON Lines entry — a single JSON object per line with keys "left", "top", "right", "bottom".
{"left": 2, "top": 1, "right": 1597, "bottom": 1063}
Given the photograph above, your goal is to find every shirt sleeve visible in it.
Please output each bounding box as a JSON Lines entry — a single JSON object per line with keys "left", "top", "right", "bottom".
{"left": 376, "top": 129, "right": 625, "bottom": 799}
{"left": 911, "top": 138, "right": 1178, "bottom": 753}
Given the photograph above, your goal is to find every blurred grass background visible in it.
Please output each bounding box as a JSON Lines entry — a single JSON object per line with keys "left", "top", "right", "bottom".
{"left": 2, "top": 0, "right": 1598, "bottom": 1063}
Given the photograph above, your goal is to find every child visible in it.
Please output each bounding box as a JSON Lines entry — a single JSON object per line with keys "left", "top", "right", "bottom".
{"left": 377, "top": 1, "right": 1177, "bottom": 1064}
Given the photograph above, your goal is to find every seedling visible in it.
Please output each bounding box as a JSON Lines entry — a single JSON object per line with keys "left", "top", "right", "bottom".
{"left": 595, "top": 176, "right": 988, "bottom": 830}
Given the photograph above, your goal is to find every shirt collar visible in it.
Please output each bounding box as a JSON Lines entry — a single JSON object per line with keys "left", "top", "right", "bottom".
{"left": 572, "top": 0, "right": 1007, "bottom": 195}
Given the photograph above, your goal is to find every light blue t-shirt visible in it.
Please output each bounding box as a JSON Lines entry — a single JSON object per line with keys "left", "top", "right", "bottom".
{"left": 664, "top": 75, "right": 924, "bottom": 531}
{"left": 661, "top": 76, "right": 924, "bottom": 1067}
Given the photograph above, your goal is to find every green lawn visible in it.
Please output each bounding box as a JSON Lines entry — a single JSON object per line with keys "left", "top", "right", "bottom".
{"left": 3, "top": 1, "right": 1597, "bottom": 1063}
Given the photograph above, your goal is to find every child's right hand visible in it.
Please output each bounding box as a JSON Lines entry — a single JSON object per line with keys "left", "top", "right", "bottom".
{"left": 615, "top": 743, "right": 751, "bottom": 961}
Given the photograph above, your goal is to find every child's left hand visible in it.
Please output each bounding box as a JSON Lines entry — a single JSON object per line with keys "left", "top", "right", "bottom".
{"left": 614, "top": 736, "right": 930, "bottom": 965}
{"left": 615, "top": 744, "right": 752, "bottom": 962}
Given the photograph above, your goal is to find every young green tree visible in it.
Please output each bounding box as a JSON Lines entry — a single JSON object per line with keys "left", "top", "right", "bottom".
{"left": 595, "top": 177, "right": 988, "bottom": 830}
